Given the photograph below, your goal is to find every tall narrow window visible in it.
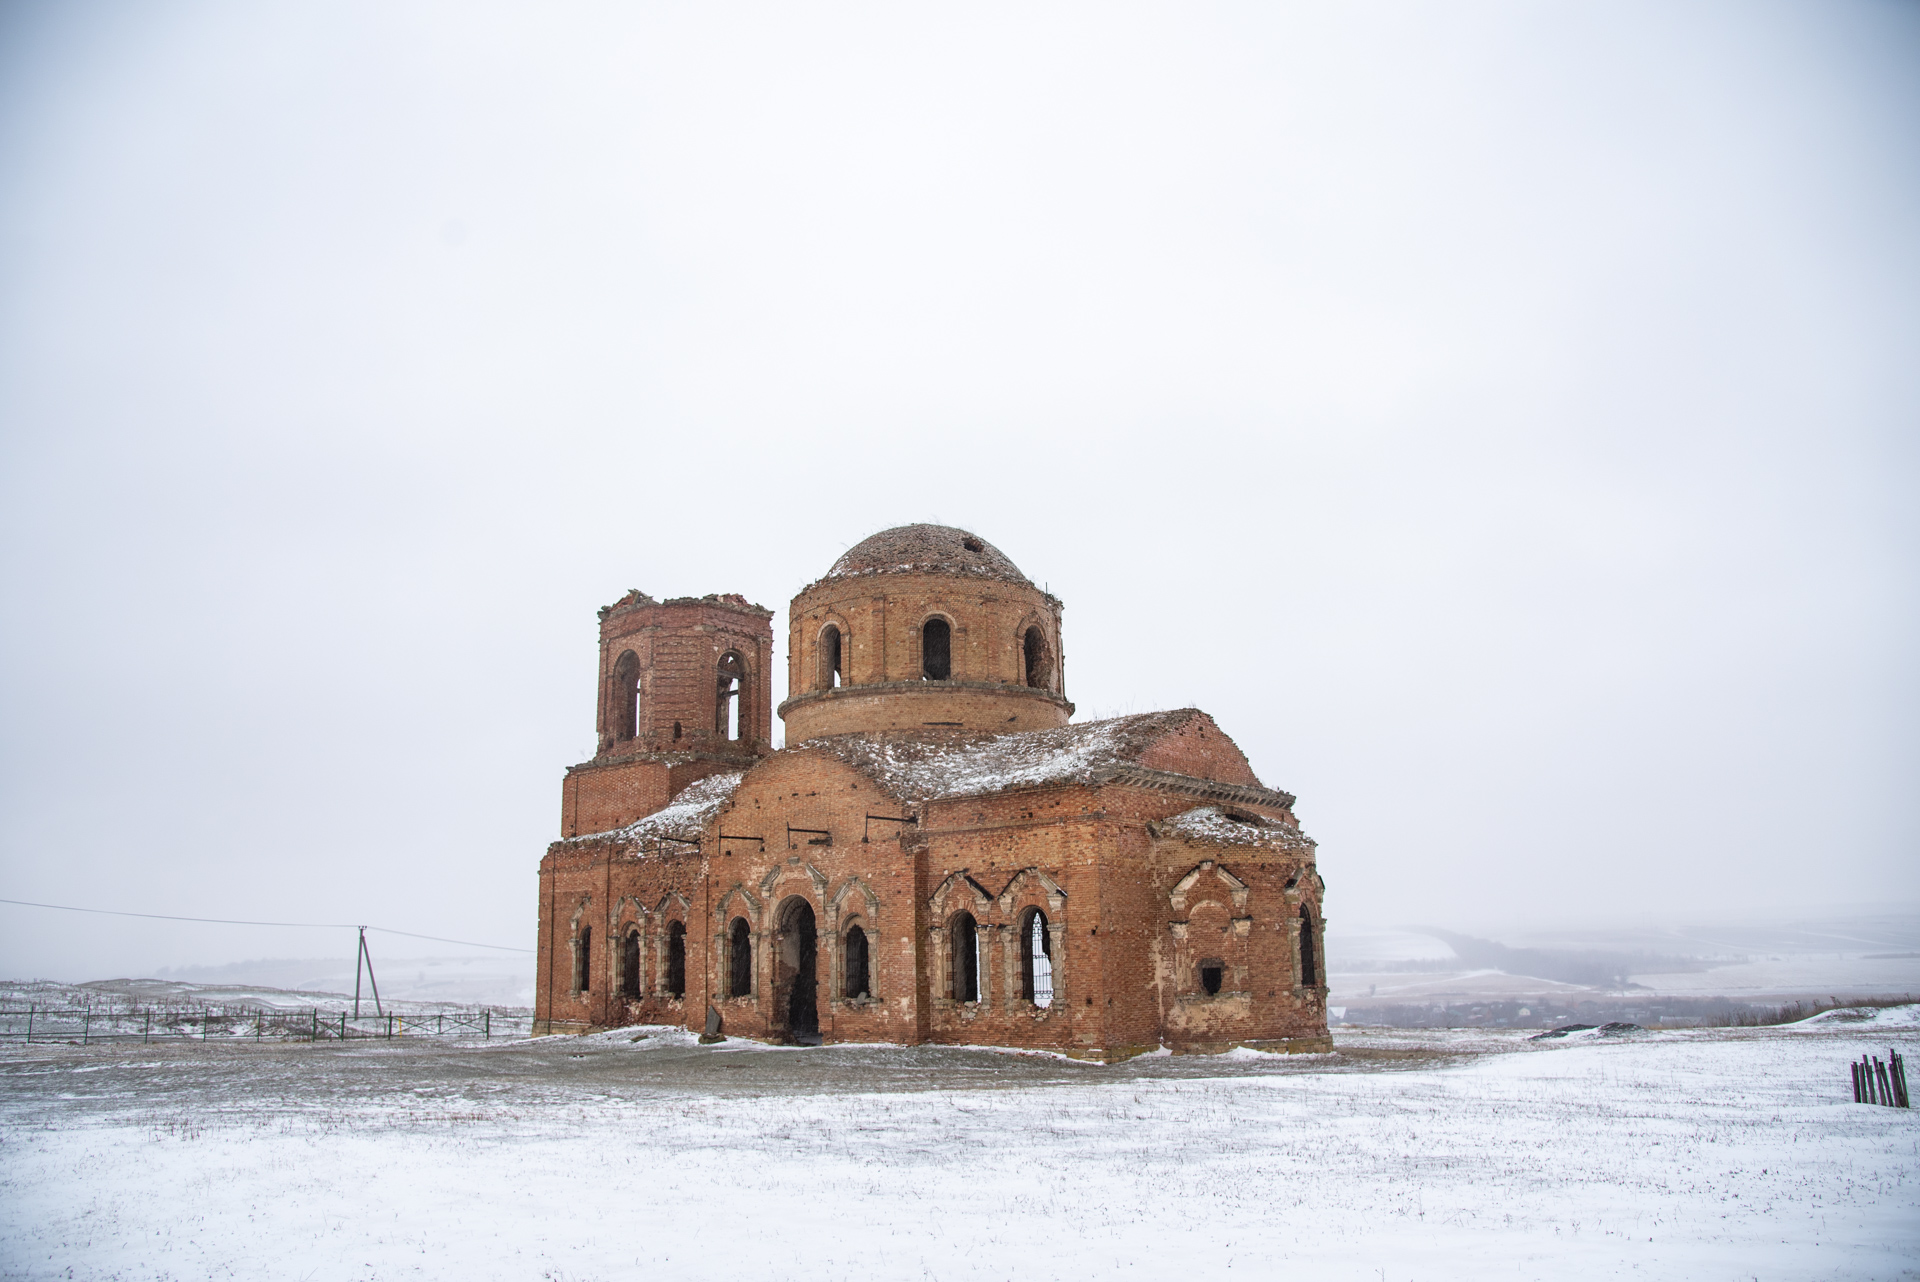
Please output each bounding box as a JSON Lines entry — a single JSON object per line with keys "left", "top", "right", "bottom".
{"left": 666, "top": 921, "right": 687, "bottom": 998}
{"left": 716, "top": 652, "right": 747, "bottom": 742}
{"left": 1022, "top": 627, "right": 1050, "bottom": 690}
{"left": 575, "top": 925, "right": 592, "bottom": 994}
{"left": 1019, "top": 908, "right": 1053, "bottom": 1007}
{"left": 922, "top": 618, "right": 952, "bottom": 681}
{"left": 728, "top": 917, "right": 752, "bottom": 998}
{"left": 820, "top": 625, "right": 843, "bottom": 690}
{"left": 949, "top": 912, "right": 978, "bottom": 1002}
{"left": 621, "top": 929, "right": 641, "bottom": 998}
{"left": 1299, "top": 906, "right": 1318, "bottom": 986}
{"left": 612, "top": 651, "right": 641, "bottom": 741}
{"left": 844, "top": 924, "right": 870, "bottom": 999}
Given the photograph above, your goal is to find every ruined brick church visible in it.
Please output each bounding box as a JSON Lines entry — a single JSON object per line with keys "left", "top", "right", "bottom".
{"left": 534, "top": 525, "right": 1329, "bottom": 1059}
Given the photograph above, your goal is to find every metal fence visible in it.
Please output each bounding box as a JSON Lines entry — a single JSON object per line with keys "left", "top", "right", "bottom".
{"left": 0, "top": 1003, "right": 533, "bottom": 1045}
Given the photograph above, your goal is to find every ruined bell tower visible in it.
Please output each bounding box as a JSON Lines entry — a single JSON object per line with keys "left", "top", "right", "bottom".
{"left": 557, "top": 590, "right": 773, "bottom": 838}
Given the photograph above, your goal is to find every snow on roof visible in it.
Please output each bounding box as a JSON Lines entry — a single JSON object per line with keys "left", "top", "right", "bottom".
{"left": 799, "top": 710, "right": 1214, "bottom": 803}
{"left": 564, "top": 771, "right": 744, "bottom": 845}
{"left": 1153, "top": 805, "right": 1312, "bottom": 851}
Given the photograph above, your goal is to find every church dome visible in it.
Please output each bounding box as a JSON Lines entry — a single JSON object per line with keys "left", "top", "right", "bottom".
{"left": 826, "top": 524, "right": 1031, "bottom": 586}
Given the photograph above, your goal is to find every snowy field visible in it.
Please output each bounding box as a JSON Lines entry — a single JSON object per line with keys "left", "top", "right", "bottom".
{"left": 2, "top": 1011, "right": 1917, "bottom": 1281}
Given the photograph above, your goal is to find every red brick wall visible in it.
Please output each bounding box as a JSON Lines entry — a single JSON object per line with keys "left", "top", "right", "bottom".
{"left": 535, "top": 749, "right": 1326, "bottom": 1056}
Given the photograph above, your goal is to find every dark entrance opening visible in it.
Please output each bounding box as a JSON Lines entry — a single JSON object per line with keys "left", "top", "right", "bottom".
{"left": 778, "top": 899, "right": 820, "bottom": 1043}
{"left": 1200, "top": 961, "right": 1224, "bottom": 996}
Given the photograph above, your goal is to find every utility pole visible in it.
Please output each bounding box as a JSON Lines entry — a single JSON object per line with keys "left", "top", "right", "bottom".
{"left": 353, "top": 926, "right": 384, "bottom": 1018}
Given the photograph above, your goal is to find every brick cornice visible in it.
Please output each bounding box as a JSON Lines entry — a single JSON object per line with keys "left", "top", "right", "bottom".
{"left": 1091, "top": 764, "right": 1297, "bottom": 811}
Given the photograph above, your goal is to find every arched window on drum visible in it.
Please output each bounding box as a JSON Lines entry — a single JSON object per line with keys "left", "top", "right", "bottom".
{"left": 819, "top": 625, "right": 843, "bottom": 690}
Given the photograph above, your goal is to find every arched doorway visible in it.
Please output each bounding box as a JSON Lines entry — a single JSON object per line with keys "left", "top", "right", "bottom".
{"left": 776, "top": 898, "right": 820, "bottom": 1044}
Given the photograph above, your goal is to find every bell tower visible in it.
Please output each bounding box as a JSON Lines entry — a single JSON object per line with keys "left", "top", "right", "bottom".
{"left": 559, "top": 590, "right": 773, "bottom": 838}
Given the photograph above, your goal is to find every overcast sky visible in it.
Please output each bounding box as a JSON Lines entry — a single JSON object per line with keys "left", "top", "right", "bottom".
{"left": 1, "top": 1, "right": 1915, "bottom": 982}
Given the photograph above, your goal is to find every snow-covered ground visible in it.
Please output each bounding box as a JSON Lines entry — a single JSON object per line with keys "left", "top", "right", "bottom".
{"left": 2, "top": 1010, "right": 1916, "bottom": 1280}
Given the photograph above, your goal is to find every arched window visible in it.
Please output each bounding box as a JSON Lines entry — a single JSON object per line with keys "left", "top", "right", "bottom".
{"left": 612, "top": 651, "right": 641, "bottom": 741}
{"left": 1022, "top": 627, "right": 1050, "bottom": 690}
{"left": 1019, "top": 907, "right": 1053, "bottom": 1006}
{"left": 1299, "top": 906, "right": 1318, "bottom": 986}
{"left": 665, "top": 920, "right": 687, "bottom": 998}
{"left": 716, "top": 652, "right": 747, "bottom": 741}
{"left": 819, "top": 625, "right": 843, "bottom": 690}
{"left": 922, "top": 618, "right": 952, "bottom": 681}
{"left": 728, "top": 917, "right": 752, "bottom": 998}
{"left": 575, "top": 925, "right": 592, "bottom": 994}
{"left": 620, "top": 928, "right": 641, "bottom": 998}
{"left": 949, "top": 911, "right": 979, "bottom": 1002}
{"left": 844, "top": 923, "right": 870, "bottom": 999}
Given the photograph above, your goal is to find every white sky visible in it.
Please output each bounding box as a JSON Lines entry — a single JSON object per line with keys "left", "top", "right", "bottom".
{"left": 1, "top": 1, "right": 1915, "bottom": 981}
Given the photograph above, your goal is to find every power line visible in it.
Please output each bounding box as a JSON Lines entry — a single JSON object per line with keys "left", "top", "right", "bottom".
{"left": 0, "top": 896, "right": 533, "bottom": 953}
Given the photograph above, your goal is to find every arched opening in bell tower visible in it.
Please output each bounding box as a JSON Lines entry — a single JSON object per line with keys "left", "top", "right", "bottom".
{"left": 716, "top": 652, "right": 747, "bottom": 741}
{"left": 611, "top": 650, "right": 640, "bottom": 741}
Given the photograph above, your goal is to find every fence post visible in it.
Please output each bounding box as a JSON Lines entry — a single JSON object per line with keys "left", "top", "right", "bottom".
{"left": 144, "top": 1009, "right": 151, "bottom": 1044}
{"left": 340, "top": 1011, "right": 347, "bottom": 1041}
{"left": 484, "top": 1010, "right": 490, "bottom": 1039}
{"left": 83, "top": 1007, "right": 90, "bottom": 1046}
{"left": 25, "top": 1005, "right": 31, "bottom": 1045}
{"left": 310, "top": 1009, "right": 317, "bottom": 1042}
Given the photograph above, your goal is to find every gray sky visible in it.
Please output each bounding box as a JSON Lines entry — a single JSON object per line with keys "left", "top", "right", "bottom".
{"left": 1, "top": 1, "right": 1915, "bottom": 982}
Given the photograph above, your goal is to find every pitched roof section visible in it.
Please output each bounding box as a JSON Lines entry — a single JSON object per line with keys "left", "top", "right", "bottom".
{"left": 563, "top": 771, "right": 743, "bottom": 845}
{"left": 1152, "top": 805, "right": 1315, "bottom": 852}
{"left": 824, "top": 524, "right": 1031, "bottom": 586}
{"left": 798, "top": 710, "right": 1295, "bottom": 808}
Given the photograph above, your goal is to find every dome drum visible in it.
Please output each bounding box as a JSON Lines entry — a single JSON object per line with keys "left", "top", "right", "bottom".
{"left": 784, "top": 526, "right": 1066, "bottom": 738}
{"left": 780, "top": 679, "right": 1073, "bottom": 741}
